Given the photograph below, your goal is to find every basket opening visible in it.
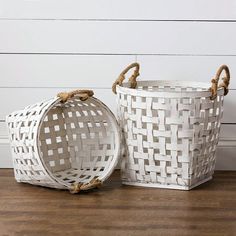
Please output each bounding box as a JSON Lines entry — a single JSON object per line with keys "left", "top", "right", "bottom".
{"left": 124, "top": 81, "right": 211, "bottom": 92}
{"left": 38, "top": 97, "right": 118, "bottom": 187}
{"left": 138, "top": 84, "right": 209, "bottom": 92}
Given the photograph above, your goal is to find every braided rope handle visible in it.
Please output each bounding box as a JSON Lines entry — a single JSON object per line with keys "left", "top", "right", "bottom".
{"left": 57, "top": 89, "right": 94, "bottom": 102}
{"left": 209, "top": 65, "right": 230, "bottom": 100}
{"left": 70, "top": 178, "right": 102, "bottom": 194}
{"left": 112, "top": 62, "right": 140, "bottom": 94}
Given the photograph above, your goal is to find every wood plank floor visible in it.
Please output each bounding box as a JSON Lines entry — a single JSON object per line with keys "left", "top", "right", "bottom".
{"left": 0, "top": 169, "right": 235, "bottom": 236}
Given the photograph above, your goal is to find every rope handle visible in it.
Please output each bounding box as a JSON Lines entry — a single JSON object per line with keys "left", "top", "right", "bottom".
{"left": 70, "top": 178, "right": 102, "bottom": 194}
{"left": 112, "top": 62, "right": 140, "bottom": 94}
{"left": 209, "top": 65, "right": 230, "bottom": 100}
{"left": 57, "top": 89, "right": 94, "bottom": 102}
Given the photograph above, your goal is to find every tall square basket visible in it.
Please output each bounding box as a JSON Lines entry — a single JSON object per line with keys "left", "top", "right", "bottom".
{"left": 112, "top": 63, "right": 230, "bottom": 190}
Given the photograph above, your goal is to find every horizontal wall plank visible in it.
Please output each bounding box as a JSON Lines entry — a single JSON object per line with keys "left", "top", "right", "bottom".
{"left": 216, "top": 147, "right": 236, "bottom": 170}
{"left": 0, "top": 55, "right": 134, "bottom": 88}
{"left": 137, "top": 56, "right": 236, "bottom": 88}
{"left": 0, "top": 122, "right": 7, "bottom": 137}
{"left": 0, "top": 143, "right": 12, "bottom": 168}
{"left": 0, "top": 88, "right": 235, "bottom": 123}
{"left": 0, "top": 55, "right": 236, "bottom": 88}
{"left": 219, "top": 125, "right": 236, "bottom": 141}
{"left": 0, "top": 0, "right": 236, "bottom": 20}
{"left": 0, "top": 21, "right": 236, "bottom": 55}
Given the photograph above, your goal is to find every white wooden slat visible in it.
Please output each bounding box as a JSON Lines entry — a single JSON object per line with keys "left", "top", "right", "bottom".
{"left": 216, "top": 147, "right": 236, "bottom": 170}
{"left": 0, "top": 54, "right": 134, "bottom": 88}
{"left": 0, "top": 122, "right": 7, "bottom": 137}
{"left": 220, "top": 125, "right": 236, "bottom": 141}
{"left": 0, "top": 20, "right": 235, "bottom": 55}
{"left": 0, "top": 54, "right": 235, "bottom": 88}
{"left": 0, "top": 54, "right": 236, "bottom": 89}
{"left": 137, "top": 55, "right": 236, "bottom": 88}
{"left": 0, "top": 88, "right": 235, "bottom": 123}
{"left": 0, "top": 143, "right": 12, "bottom": 168}
{"left": 0, "top": 0, "right": 236, "bottom": 20}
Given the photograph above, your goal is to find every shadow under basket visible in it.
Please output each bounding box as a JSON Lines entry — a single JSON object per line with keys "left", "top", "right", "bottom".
{"left": 6, "top": 90, "right": 121, "bottom": 193}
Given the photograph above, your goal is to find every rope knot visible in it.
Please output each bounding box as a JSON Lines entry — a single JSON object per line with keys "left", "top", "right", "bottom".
{"left": 57, "top": 89, "right": 94, "bottom": 102}
{"left": 211, "top": 78, "right": 217, "bottom": 84}
{"left": 70, "top": 178, "right": 102, "bottom": 194}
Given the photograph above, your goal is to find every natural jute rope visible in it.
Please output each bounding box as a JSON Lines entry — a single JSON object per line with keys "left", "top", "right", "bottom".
{"left": 209, "top": 65, "right": 230, "bottom": 100}
{"left": 57, "top": 89, "right": 94, "bottom": 102}
{"left": 70, "top": 178, "right": 102, "bottom": 194}
{"left": 112, "top": 63, "right": 140, "bottom": 94}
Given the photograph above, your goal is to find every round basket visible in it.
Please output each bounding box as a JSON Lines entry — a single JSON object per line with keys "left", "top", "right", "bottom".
{"left": 112, "top": 63, "right": 230, "bottom": 190}
{"left": 6, "top": 89, "right": 121, "bottom": 193}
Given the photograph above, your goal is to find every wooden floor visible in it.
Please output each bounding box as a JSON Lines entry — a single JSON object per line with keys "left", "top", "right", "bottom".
{"left": 0, "top": 170, "right": 236, "bottom": 236}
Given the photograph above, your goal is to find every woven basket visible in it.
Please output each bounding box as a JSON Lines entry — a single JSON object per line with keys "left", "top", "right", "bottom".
{"left": 112, "top": 63, "right": 230, "bottom": 190}
{"left": 6, "top": 89, "right": 121, "bottom": 193}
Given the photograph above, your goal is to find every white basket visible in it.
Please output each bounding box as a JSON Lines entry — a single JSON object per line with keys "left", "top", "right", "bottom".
{"left": 112, "top": 63, "right": 230, "bottom": 190}
{"left": 6, "top": 89, "right": 121, "bottom": 193}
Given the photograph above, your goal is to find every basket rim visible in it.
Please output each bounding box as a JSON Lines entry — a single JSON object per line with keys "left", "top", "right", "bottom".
{"left": 36, "top": 96, "right": 121, "bottom": 188}
{"left": 117, "top": 80, "right": 224, "bottom": 98}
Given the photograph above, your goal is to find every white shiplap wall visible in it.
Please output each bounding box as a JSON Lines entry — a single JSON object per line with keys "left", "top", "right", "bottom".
{"left": 0, "top": 0, "right": 236, "bottom": 169}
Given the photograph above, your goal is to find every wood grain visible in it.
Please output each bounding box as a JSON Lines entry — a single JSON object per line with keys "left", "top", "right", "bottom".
{"left": 0, "top": 169, "right": 235, "bottom": 236}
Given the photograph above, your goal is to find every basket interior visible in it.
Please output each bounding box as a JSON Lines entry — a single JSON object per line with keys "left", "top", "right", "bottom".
{"left": 124, "top": 80, "right": 211, "bottom": 92}
{"left": 38, "top": 97, "right": 118, "bottom": 186}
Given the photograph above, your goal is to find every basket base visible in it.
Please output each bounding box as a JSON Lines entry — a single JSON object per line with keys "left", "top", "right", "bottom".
{"left": 122, "top": 176, "right": 212, "bottom": 190}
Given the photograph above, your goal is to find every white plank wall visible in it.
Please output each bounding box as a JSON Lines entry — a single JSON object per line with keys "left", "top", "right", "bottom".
{"left": 0, "top": 0, "right": 235, "bottom": 169}
{"left": 1, "top": 21, "right": 236, "bottom": 55}
{"left": 1, "top": 0, "right": 236, "bottom": 20}
{"left": 1, "top": 55, "right": 236, "bottom": 87}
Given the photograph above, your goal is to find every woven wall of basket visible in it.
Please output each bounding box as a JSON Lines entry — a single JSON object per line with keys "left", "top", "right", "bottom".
{"left": 6, "top": 89, "right": 121, "bottom": 193}
{"left": 112, "top": 63, "right": 230, "bottom": 190}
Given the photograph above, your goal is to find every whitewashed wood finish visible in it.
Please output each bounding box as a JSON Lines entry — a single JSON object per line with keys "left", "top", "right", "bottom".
{"left": 116, "top": 78, "right": 226, "bottom": 190}
{"left": 0, "top": 143, "right": 12, "bottom": 168}
{"left": 0, "top": 88, "right": 235, "bottom": 123}
{"left": 0, "top": 55, "right": 134, "bottom": 88}
{"left": 0, "top": 122, "right": 7, "bottom": 138}
{"left": 219, "top": 125, "right": 236, "bottom": 141}
{"left": 0, "top": 21, "right": 236, "bottom": 55}
{"left": 216, "top": 147, "right": 236, "bottom": 170}
{"left": 0, "top": 1, "right": 235, "bottom": 171}
{"left": 6, "top": 95, "right": 121, "bottom": 191}
{"left": 1, "top": 55, "right": 236, "bottom": 88}
{"left": 138, "top": 56, "right": 236, "bottom": 88}
{"left": 0, "top": 0, "right": 235, "bottom": 20}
